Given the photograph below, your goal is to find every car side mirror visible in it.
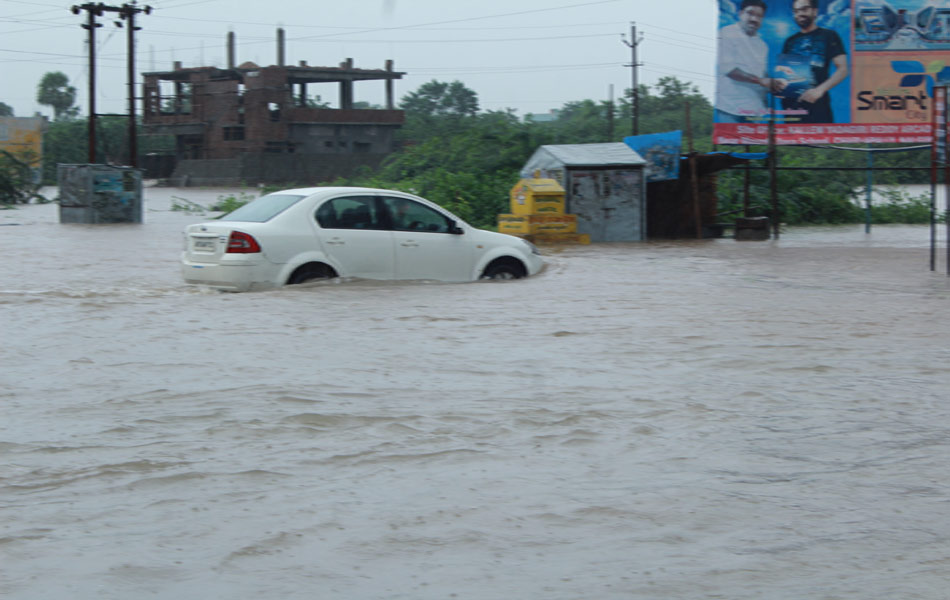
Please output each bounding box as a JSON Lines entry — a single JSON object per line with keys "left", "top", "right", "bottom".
{"left": 448, "top": 220, "right": 464, "bottom": 235}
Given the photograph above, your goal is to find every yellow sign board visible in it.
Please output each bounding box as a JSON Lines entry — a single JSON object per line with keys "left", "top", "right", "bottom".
{"left": 0, "top": 116, "right": 46, "bottom": 161}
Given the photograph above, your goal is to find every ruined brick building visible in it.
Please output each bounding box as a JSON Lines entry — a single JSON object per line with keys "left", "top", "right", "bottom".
{"left": 142, "top": 30, "right": 405, "bottom": 186}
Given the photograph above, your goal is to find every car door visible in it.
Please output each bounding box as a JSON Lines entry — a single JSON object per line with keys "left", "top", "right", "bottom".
{"left": 314, "top": 195, "right": 395, "bottom": 279}
{"left": 380, "top": 196, "right": 474, "bottom": 281}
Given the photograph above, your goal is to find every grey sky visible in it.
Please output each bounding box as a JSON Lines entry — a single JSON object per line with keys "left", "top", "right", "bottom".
{"left": 0, "top": 0, "right": 717, "bottom": 119}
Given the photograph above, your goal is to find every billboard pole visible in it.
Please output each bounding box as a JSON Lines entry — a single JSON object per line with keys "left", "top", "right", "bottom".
{"left": 931, "top": 86, "right": 943, "bottom": 272}
{"left": 685, "top": 100, "right": 702, "bottom": 239}
{"left": 743, "top": 144, "right": 751, "bottom": 217}
{"left": 940, "top": 84, "right": 950, "bottom": 276}
{"left": 769, "top": 103, "right": 779, "bottom": 240}
{"left": 946, "top": 89, "right": 950, "bottom": 276}
{"left": 865, "top": 146, "right": 873, "bottom": 234}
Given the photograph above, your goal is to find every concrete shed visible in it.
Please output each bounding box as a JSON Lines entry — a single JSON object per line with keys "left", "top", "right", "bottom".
{"left": 521, "top": 143, "right": 647, "bottom": 242}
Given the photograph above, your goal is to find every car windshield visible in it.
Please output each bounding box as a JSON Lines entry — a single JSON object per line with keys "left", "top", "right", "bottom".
{"left": 218, "top": 193, "right": 305, "bottom": 222}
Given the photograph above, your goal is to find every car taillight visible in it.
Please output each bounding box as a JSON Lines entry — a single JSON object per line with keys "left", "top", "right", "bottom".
{"left": 226, "top": 230, "right": 261, "bottom": 253}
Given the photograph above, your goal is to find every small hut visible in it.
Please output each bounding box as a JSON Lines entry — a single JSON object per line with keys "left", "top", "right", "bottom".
{"left": 520, "top": 143, "right": 647, "bottom": 242}
{"left": 647, "top": 152, "right": 760, "bottom": 239}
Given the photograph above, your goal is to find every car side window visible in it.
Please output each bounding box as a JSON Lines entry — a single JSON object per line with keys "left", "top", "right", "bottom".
{"left": 381, "top": 196, "right": 451, "bottom": 233}
{"left": 316, "top": 196, "right": 383, "bottom": 230}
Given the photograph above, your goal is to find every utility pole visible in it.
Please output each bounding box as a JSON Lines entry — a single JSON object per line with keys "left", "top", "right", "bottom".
{"left": 72, "top": 3, "right": 104, "bottom": 163}
{"left": 622, "top": 22, "right": 643, "bottom": 136}
{"left": 607, "top": 84, "right": 615, "bottom": 141}
{"left": 118, "top": 2, "right": 152, "bottom": 167}
{"left": 71, "top": 2, "right": 151, "bottom": 166}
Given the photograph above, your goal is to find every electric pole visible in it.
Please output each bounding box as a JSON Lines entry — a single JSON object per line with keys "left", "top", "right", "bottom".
{"left": 607, "top": 84, "right": 615, "bottom": 141}
{"left": 622, "top": 22, "right": 643, "bottom": 136}
{"left": 119, "top": 2, "right": 152, "bottom": 167}
{"left": 71, "top": 2, "right": 151, "bottom": 166}
{"left": 72, "top": 3, "right": 104, "bottom": 163}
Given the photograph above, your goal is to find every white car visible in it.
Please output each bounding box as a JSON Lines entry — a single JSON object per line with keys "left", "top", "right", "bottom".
{"left": 181, "top": 186, "right": 544, "bottom": 291}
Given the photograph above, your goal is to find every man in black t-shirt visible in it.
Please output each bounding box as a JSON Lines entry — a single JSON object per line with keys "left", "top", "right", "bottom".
{"left": 775, "top": 0, "right": 848, "bottom": 123}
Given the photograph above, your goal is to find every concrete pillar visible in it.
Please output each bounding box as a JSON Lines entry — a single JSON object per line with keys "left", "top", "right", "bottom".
{"left": 385, "top": 59, "right": 394, "bottom": 109}
{"left": 340, "top": 81, "right": 353, "bottom": 109}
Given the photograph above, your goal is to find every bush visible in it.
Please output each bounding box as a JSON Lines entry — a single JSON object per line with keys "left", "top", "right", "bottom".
{"left": 210, "top": 192, "right": 256, "bottom": 214}
{"left": 1, "top": 150, "right": 42, "bottom": 205}
{"left": 870, "top": 188, "right": 944, "bottom": 224}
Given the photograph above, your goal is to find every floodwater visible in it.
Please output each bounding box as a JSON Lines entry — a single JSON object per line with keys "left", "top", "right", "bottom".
{"left": 2, "top": 187, "right": 950, "bottom": 600}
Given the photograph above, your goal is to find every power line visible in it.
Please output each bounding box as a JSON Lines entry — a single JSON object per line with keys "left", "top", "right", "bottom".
{"left": 637, "top": 19, "right": 716, "bottom": 42}
{"left": 409, "top": 62, "right": 623, "bottom": 76}
{"left": 647, "top": 33, "right": 716, "bottom": 53}
{"left": 643, "top": 63, "right": 715, "bottom": 82}
{"left": 148, "top": 15, "right": 624, "bottom": 31}
{"left": 109, "top": 30, "right": 621, "bottom": 44}
{"left": 0, "top": 0, "right": 65, "bottom": 9}
{"left": 302, "top": 32, "right": 621, "bottom": 44}
{"left": 288, "top": 0, "right": 622, "bottom": 42}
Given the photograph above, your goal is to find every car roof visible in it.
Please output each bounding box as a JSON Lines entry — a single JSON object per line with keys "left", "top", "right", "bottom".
{"left": 275, "top": 186, "right": 416, "bottom": 197}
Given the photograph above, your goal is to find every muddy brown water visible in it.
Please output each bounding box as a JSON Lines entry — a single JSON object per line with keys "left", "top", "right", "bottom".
{"left": 2, "top": 188, "right": 949, "bottom": 599}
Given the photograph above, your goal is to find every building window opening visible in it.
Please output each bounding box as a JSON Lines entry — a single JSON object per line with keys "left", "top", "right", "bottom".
{"left": 223, "top": 126, "right": 245, "bottom": 141}
{"left": 158, "top": 80, "right": 193, "bottom": 115}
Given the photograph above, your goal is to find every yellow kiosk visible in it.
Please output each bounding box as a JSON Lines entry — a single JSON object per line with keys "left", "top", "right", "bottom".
{"left": 497, "top": 177, "right": 590, "bottom": 244}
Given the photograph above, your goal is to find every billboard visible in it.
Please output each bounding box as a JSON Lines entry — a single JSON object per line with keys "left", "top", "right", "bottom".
{"left": 714, "top": 0, "right": 950, "bottom": 145}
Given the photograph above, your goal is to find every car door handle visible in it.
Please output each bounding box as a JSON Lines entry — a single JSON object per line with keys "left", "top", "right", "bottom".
{"left": 325, "top": 238, "right": 345, "bottom": 245}
{"left": 400, "top": 240, "right": 419, "bottom": 247}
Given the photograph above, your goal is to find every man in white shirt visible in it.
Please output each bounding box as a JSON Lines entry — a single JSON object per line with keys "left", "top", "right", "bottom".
{"left": 716, "top": 0, "right": 774, "bottom": 123}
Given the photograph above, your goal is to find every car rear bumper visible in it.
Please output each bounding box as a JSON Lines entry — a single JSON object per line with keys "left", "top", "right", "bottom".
{"left": 181, "top": 255, "right": 277, "bottom": 292}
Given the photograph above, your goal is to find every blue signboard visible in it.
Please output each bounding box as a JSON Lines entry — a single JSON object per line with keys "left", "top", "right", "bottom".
{"left": 624, "top": 130, "right": 682, "bottom": 182}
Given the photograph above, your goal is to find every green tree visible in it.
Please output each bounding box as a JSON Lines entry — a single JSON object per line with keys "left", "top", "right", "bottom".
{"left": 629, "top": 76, "right": 713, "bottom": 145}
{"left": 1, "top": 149, "right": 42, "bottom": 205}
{"left": 40, "top": 115, "right": 176, "bottom": 183}
{"left": 352, "top": 101, "right": 383, "bottom": 110}
{"left": 41, "top": 118, "right": 86, "bottom": 181}
{"left": 400, "top": 80, "right": 480, "bottom": 140}
{"left": 0, "top": 102, "right": 13, "bottom": 117}
{"left": 401, "top": 80, "right": 479, "bottom": 118}
{"left": 304, "top": 94, "right": 331, "bottom": 109}
{"left": 334, "top": 108, "right": 535, "bottom": 227}
{"left": 529, "top": 99, "right": 616, "bottom": 144}
{"left": 37, "top": 72, "right": 79, "bottom": 121}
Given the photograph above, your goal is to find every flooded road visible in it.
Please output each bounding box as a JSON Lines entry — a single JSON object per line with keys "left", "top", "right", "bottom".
{"left": 2, "top": 188, "right": 950, "bottom": 599}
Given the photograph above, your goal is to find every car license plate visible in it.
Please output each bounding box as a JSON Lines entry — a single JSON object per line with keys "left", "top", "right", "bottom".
{"left": 194, "top": 239, "right": 216, "bottom": 251}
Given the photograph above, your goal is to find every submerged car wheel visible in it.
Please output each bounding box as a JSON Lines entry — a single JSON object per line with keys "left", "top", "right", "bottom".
{"left": 288, "top": 263, "right": 336, "bottom": 285}
{"left": 481, "top": 259, "right": 526, "bottom": 280}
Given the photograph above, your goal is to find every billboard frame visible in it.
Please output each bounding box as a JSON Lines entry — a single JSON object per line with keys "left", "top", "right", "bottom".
{"left": 714, "top": 0, "right": 950, "bottom": 146}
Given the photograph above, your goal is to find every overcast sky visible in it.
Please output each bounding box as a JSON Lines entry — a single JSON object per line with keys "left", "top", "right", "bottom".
{"left": 0, "top": 0, "right": 717, "bottom": 119}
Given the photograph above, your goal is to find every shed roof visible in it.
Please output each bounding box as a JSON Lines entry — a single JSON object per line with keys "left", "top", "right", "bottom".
{"left": 538, "top": 143, "right": 646, "bottom": 167}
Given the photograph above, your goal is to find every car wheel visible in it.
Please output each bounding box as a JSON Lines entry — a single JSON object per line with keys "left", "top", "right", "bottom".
{"left": 481, "top": 259, "right": 526, "bottom": 280}
{"left": 289, "top": 263, "right": 335, "bottom": 285}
